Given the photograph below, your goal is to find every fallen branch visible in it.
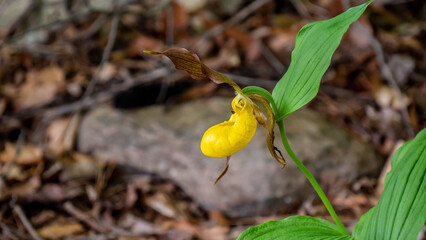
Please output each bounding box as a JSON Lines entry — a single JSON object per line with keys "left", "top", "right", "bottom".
{"left": 63, "top": 202, "right": 105, "bottom": 233}
{"left": 12, "top": 204, "right": 44, "bottom": 240}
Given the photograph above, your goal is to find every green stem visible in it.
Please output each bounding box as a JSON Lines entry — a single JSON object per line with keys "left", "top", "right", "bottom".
{"left": 277, "top": 120, "right": 349, "bottom": 235}
{"left": 242, "top": 86, "right": 278, "bottom": 116}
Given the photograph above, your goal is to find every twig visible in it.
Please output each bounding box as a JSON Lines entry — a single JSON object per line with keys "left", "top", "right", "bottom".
{"left": 302, "top": 1, "right": 328, "bottom": 17}
{"left": 71, "top": 14, "right": 108, "bottom": 40}
{"left": 258, "top": 42, "right": 286, "bottom": 74}
{"left": 320, "top": 85, "right": 372, "bottom": 100}
{"left": 80, "top": 13, "right": 119, "bottom": 103}
{"left": 95, "top": 161, "right": 116, "bottom": 196}
{"left": 342, "top": 0, "right": 415, "bottom": 138}
{"left": 9, "top": 67, "right": 168, "bottom": 123}
{"left": 224, "top": 73, "right": 276, "bottom": 89}
{"left": 63, "top": 201, "right": 105, "bottom": 233}
{"left": 9, "top": 43, "right": 73, "bottom": 57}
{"left": 53, "top": 11, "right": 120, "bottom": 148}
{"left": 194, "top": 0, "right": 272, "bottom": 51}
{"left": 0, "top": 223, "right": 19, "bottom": 240}
{"left": 156, "top": 4, "right": 174, "bottom": 102}
{"left": 48, "top": 68, "right": 168, "bottom": 117}
{"left": 12, "top": 204, "right": 44, "bottom": 240}
{"left": 289, "top": 0, "right": 312, "bottom": 19}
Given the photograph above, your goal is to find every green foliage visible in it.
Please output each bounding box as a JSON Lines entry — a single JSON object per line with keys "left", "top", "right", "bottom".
{"left": 238, "top": 128, "right": 426, "bottom": 239}
{"left": 353, "top": 128, "right": 426, "bottom": 240}
{"left": 242, "top": 86, "right": 277, "bottom": 116}
{"left": 237, "top": 216, "right": 352, "bottom": 240}
{"left": 272, "top": 0, "right": 372, "bottom": 121}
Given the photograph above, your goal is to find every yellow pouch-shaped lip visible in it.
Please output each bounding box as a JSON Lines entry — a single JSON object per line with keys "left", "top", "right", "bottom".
{"left": 200, "top": 96, "right": 257, "bottom": 158}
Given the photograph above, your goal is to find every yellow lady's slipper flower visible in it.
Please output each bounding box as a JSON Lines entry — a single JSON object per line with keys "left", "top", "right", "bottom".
{"left": 145, "top": 48, "right": 285, "bottom": 183}
{"left": 201, "top": 95, "right": 257, "bottom": 158}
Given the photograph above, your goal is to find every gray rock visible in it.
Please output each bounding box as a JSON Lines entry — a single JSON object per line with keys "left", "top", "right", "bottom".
{"left": 77, "top": 97, "right": 383, "bottom": 217}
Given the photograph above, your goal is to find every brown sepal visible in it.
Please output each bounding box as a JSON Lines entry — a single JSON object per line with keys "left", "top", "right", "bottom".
{"left": 248, "top": 94, "right": 286, "bottom": 166}
{"left": 144, "top": 48, "right": 242, "bottom": 93}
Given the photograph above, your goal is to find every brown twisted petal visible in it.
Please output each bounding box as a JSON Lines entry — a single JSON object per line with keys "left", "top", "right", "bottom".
{"left": 247, "top": 93, "right": 286, "bottom": 166}
{"left": 144, "top": 48, "right": 242, "bottom": 94}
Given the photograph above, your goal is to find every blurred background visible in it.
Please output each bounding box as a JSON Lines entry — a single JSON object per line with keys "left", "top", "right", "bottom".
{"left": 0, "top": 0, "right": 425, "bottom": 239}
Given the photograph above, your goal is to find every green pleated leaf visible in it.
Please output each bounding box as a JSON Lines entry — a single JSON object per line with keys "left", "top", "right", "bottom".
{"left": 272, "top": 1, "right": 372, "bottom": 120}
{"left": 237, "top": 216, "right": 352, "bottom": 240}
{"left": 353, "top": 128, "right": 426, "bottom": 240}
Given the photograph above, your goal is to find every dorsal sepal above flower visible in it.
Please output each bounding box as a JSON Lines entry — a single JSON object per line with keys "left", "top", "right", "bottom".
{"left": 144, "top": 48, "right": 242, "bottom": 94}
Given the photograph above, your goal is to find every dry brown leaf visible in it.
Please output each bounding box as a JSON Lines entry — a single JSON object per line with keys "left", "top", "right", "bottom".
{"left": 225, "top": 27, "right": 254, "bottom": 49}
{"left": 66, "top": 72, "right": 86, "bottom": 97}
{"left": 267, "top": 29, "right": 297, "bottom": 64}
{"left": 125, "top": 184, "right": 138, "bottom": 208}
{"left": 14, "top": 65, "right": 65, "bottom": 111}
{"left": 38, "top": 221, "right": 84, "bottom": 239}
{"left": 46, "top": 117, "right": 69, "bottom": 155}
{"left": 46, "top": 115, "right": 80, "bottom": 155}
{"left": 2, "top": 176, "right": 40, "bottom": 199}
{"left": 4, "top": 164, "right": 27, "bottom": 181}
{"left": 375, "top": 86, "right": 410, "bottom": 110}
{"left": 209, "top": 210, "right": 230, "bottom": 227}
{"left": 119, "top": 213, "right": 156, "bottom": 235}
{"left": 40, "top": 183, "right": 67, "bottom": 202}
{"left": 161, "top": 219, "right": 198, "bottom": 236}
{"left": 175, "top": 0, "right": 206, "bottom": 13}
{"left": 203, "top": 42, "right": 241, "bottom": 69}
{"left": 31, "top": 210, "right": 57, "bottom": 226}
{"left": 121, "top": 5, "right": 143, "bottom": 27}
{"left": 197, "top": 226, "right": 229, "bottom": 240}
{"left": 0, "top": 142, "right": 42, "bottom": 165}
{"left": 168, "top": 1, "right": 189, "bottom": 32}
{"left": 59, "top": 152, "right": 98, "bottom": 181}
{"left": 97, "top": 62, "right": 117, "bottom": 83}
{"left": 145, "top": 192, "right": 177, "bottom": 218}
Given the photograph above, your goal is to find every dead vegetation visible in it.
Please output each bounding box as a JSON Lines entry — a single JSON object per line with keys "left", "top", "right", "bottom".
{"left": 0, "top": 0, "right": 425, "bottom": 239}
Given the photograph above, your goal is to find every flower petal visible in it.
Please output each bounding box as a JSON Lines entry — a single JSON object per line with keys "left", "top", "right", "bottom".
{"left": 200, "top": 96, "right": 257, "bottom": 158}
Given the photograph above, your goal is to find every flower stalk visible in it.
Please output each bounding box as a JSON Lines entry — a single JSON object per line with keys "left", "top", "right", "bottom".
{"left": 277, "top": 120, "right": 348, "bottom": 235}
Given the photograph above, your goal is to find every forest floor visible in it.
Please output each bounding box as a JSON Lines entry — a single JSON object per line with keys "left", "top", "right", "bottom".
{"left": 0, "top": 0, "right": 425, "bottom": 239}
